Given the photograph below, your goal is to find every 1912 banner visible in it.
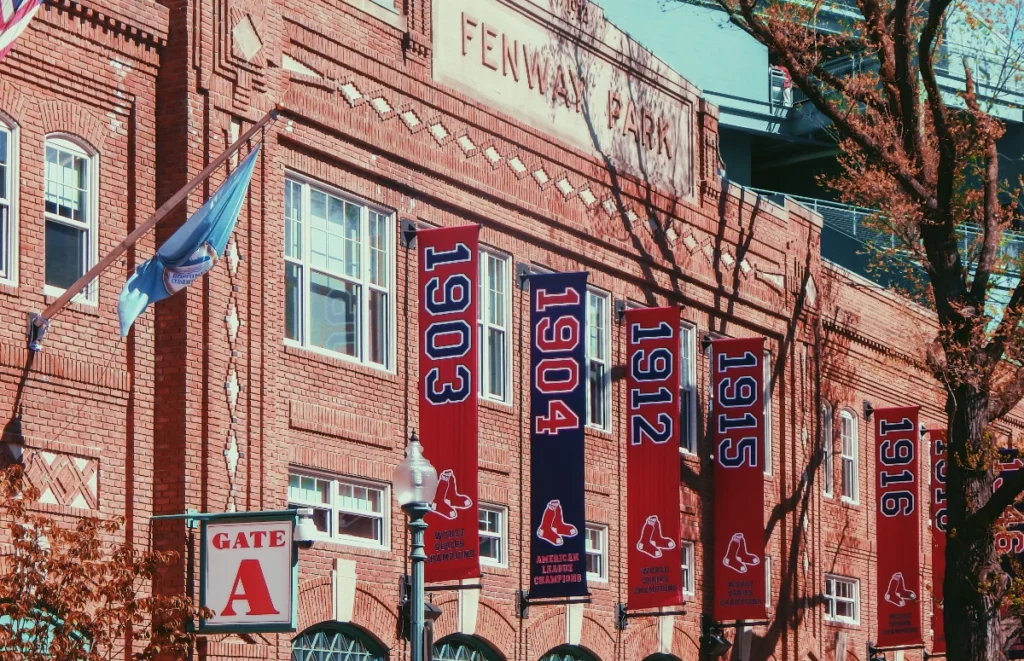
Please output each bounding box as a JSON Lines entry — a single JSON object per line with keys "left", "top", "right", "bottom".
{"left": 626, "top": 307, "right": 683, "bottom": 609}
{"left": 418, "top": 225, "right": 480, "bottom": 582}
{"left": 711, "top": 337, "right": 766, "bottom": 621}
{"left": 529, "top": 272, "right": 589, "bottom": 598}
{"left": 930, "top": 430, "right": 947, "bottom": 655}
{"left": 875, "top": 406, "right": 922, "bottom": 648}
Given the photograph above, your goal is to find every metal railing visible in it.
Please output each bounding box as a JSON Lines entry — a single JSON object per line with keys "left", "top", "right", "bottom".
{"left": 769, "top": 66, "right": 794, "bottom": 109}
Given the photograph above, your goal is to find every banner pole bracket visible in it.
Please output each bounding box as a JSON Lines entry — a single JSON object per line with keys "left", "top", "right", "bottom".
{"left": 517, "top": 590, "right": 590, "bottom": 619}
{"left": 401, "top": 219, "right": 418, "bottom": 249}
{"left": 615, "top": 603, "right": 687, "bottom": 630}
{"left": 515, "top": 263, "right": 534, "bottom": 290}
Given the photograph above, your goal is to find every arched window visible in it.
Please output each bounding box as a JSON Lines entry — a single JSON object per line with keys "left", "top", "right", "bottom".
{"left": 822, "top": 401, "right": 834, "bottom": 497}
{"left": 434, "top": 634, "right": 502, "bottom": 661}
{"left": 641, "top": 656, "right": 681, "bottom": 661}
{"left": 291, "top": 623, "right": 387, "bottom": 661}
{"left": 539, "top": 645, "right": 598, "bottom": 661}
{"left": 0, "top": 114, "right": 17, "bottom": 285}
{"left": 839, "top": 409, "right": 859, "bottom": 503}
{"left": 43, "top": 135, "right": 97, "bottom": 302}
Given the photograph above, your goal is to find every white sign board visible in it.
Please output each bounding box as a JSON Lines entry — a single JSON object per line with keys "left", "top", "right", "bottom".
{"left": 433, "top": 0, "right": 695, "bottom": 200}
{"left": 201, "top": 519, "right": 296, "bottom": 632}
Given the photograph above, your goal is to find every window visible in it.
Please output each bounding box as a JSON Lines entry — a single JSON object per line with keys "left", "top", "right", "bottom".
{"left": 478, "top": 250, "right": 510, "bottom": 402}
{"left": 585, "top": 524, "right": 607, "bottom": 581}
{"left": 681, "top": 540, "right": 695, "bottom": 595}
{"left": 540, "top": 647, "right": 598, "bottom": 661}
{"left": 434, "top": 635, "right": 502, "bottom": 661}
{"left": 44, "top": 136, "right": 96, "bottom": 301}
{"left": 840, "top": 410, "right": 859, "bottom": 503}
{"left": 822, "top": 402, "right": 834, "bottom": 497}
{"left": 763, "top": 350, "right": 773, "bottom": 475}
{"left": 478, "top": 504, "right": 506, "bottom": 567}
{"left": 586, "top": 289, "right": 611, "bottom": 430}
{"left": 292, "top": 624, "right": 386, "bottom": 661}
{"left": 824, "top": 575, "right": 859, "bottom": 624}
{"left": 288, "top": 471, "right": 388, "bottom": 549}
{"left": 680, "top": 323, "right": 697, "bottom": 454}
{"left": 765, "top": 555, "right": 773, "bottom": 611}
{"left": 0, "top": 119, "right": 16, "bottom": 285}
{"left": 284, "top": 177, "right": 393, "bottom": 369}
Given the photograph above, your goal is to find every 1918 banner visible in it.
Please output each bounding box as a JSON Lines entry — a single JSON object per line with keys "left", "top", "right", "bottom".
{"left": 930, "top": 430, "right": 947, "bottom": 655}
{"left": 529, "top": 272, "right": 589, "bottom": 599}
{"left": 711, "top": 337, "right": 766, "bottom": 621}
{"left": 418, "top": 225, "right": 480, "bottom": 583}
{"left": 875, "top": 406, "right": 922, "bottom": 648}
{"left": 626, "top": 307, "right": 683, "bottom": 609}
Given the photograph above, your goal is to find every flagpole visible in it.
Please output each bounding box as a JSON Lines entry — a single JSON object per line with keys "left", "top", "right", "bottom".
{"left": 28, "top": 106, "right": 281, "bottom": 351}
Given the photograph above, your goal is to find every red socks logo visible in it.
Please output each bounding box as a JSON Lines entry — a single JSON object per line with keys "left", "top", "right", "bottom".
{"left": 722, "top": 532, "right": 761, "bottom": 573}
{"left": 537, "top": 500, "right": 578, "bottom": 546}
{"left": 884, "top": 572, "right": 917, "bottom": 607}
{"left": 429, "top": 469, "right": 473, "bottom": 520}
{"left": 636, "top": 515, "right": 676, "bottom": 559}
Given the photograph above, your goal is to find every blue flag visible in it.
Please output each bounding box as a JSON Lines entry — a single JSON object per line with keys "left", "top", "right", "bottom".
{"left": 118, "top": 146, "right": 260, "bottom": 336}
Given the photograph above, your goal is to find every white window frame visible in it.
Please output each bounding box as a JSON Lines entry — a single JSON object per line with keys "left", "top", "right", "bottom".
{"left": 681, "top": 540, "right": 695, "bottom": 595}
{"left": 585, "top": 523, "right": 608, "bottom": 582}
{"left": 0, "top": 117, "right": 18, "bottom": 287}
{"left": 763, "top": 350, "right": 773, "bottom": 476}
{"left": 478, "top": 503, "right": 507, "bottom": 568}
{"left": 283, "top": 174, "right": 396, "bottom": 371}
{"left": 586, "top": 288, "right": 612, "bottom": 431}
{"left": 822, "top": 401, "right": 834, "bottom": 498}
{"left": 478, "top": 248, "right": 512, "bottom": 404}
{"left": 287, "top": 469, "right": 390, "bottom": 550}
{"left": 840, "top": 409, "right": 859, "bottom": 504}
{"left": 43, "top": 134, "right": 98, "bottom": 304}
{"left": 765, "top": 555, "right": 773, "bottom": 611}
{"left": 679, "top": 322, "right": 698, "bottom": 455}
{"left": 824, "top": 574, "right": 860, "bottom": 624}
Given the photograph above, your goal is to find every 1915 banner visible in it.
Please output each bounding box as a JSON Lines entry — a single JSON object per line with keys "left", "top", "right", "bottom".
{"left": 418, "top": 225, "right": 480, "bottom": 582}
{"left": 711, "top": 337, "right": 766, "bottom": 621}
{"left": 529, "top": 272, "right": 589, "bottom": 599}
{"left": 626, "top": 307, "right": 683, "bottom": 609}
{"left": 875, "top": 406, "right": 922, "bottom": 648}
{"left": 930, "top": 430, "right": 947, "bottom": 655}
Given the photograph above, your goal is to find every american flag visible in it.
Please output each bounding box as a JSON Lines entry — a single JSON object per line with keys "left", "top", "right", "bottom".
{"left": 0, "top": 0, "right": 42, "bottom": 61}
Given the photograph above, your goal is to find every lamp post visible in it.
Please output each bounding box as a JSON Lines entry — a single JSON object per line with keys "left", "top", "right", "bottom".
{"left": 393, "top": 432, "right": 439, "bottom": 661}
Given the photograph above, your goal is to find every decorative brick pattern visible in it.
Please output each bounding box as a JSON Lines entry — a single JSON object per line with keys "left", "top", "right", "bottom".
{"left": 288, "top": 400, "right": 395, "bottom": 449}
{"left": 23, "top": 449, "right": 98, "bottom": 511}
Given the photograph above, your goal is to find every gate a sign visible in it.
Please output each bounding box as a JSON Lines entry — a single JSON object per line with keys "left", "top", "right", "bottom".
{"left": 200, "top": 514, "right": 298, "bottom": 633}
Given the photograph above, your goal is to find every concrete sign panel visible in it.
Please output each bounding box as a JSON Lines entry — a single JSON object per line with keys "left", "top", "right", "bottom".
{"left": 433, "top": 0, "right": 695, "bottom": 200}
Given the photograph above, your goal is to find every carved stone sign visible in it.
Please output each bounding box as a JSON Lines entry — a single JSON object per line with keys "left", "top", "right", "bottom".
{"left": 433, "top": 0, "right": 695, "bottom": 200}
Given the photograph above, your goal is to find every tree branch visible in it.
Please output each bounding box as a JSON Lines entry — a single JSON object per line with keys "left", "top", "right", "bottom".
{"left": 968, "top": 463, "right": 1024, "bottom": 538}
{"left": 965, "top": 62, "right": 1004, "bottom": 305}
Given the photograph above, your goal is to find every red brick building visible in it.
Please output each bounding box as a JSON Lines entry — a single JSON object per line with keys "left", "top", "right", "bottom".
{"left": 2, "top": 0, "right": 1021, "bottom": 660}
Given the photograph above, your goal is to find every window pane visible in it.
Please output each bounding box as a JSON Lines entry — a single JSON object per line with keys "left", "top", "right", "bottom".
{"left": 489, "top": 256, "right": 506, "bottom": 327}
{"left": 680, "top": 325, "right": 694, "bottom": 388}
{"left": 45, "top": 221, "right": 86, "bottom": 289}
{"left": 487, "top": 327, "right": 506, "bottom": 399}
{"left": 285, "top": 262, "right": 302, "bottom": 342}
{"left": 369, "top": 211, "right": 387, "bottom": 287}
{"left": 681, "top": 389, "right": 694, "bottom": 451}
{"left": 45, "top": 145, "right": 88, "bottom": 224}
{"left": 368, "top": 289, "right": 387, "bottom": 365}
{"left": 284, "top": 180, "right": 302, "bottom": 259}
{"left": 309, "top": 272, "right": 360, "bottom": 357}
{"left": 0, "top": 129, "right": 8, "bottom": 201}
{"left": 309, "top": 191, "right": 328, "bottom": 270}
{"left": 344, "top": 201, "right": 361, "bottom": 279}
{"left": 588, "top": 360, "right": 606, "bottom": 427}
{"left": 337, "top": 511, "right": 381, "bottom": 541}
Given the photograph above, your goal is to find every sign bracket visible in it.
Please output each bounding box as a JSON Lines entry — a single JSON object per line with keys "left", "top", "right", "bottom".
{"left": 517, "top": 590, "right": 591, "bottom": 619}
{"left": 615, "top": 603, "right": 688, "bottom": 630}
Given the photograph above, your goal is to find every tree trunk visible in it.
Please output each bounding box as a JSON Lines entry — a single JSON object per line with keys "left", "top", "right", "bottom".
{"left": 944, "top": 385, "right": 1006, "bottom": 660}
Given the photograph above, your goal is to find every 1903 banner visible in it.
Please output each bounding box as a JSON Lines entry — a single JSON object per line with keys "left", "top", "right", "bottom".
{"left": 875, "top": 406, "right": 922, "bottom": 648}
{"left": 930, "top": 430, "right": 947, "bottom": 655}
{"left": 625, "top": 307, "right": 683, "bottom": 610}
{"left": 529, "top": 272, "right": 589, "bottom": 599}
{"left": 711, "top": 337, "right": 766, "bottom": 621}
{"left": 418, "top": 225, "right": 480, "bottom": 582}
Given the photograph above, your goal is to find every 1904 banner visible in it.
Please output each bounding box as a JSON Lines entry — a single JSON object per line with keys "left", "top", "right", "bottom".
{"left": 875, "top": 406, "right": 922, "bottom": 648}
{"left": 711, "top": 337, "right": 766, "bottom": 621}
{"left": 418, "top": 225, "right": 480, "bottom": 583}
{"left": 930, "top": 430, "right": 947, "bottom": 655}
{"left": 529, "top": 272, "right": 589, "bottom": 599}
{"left": 625, "top": 307, "right": 683, "bottom": 610}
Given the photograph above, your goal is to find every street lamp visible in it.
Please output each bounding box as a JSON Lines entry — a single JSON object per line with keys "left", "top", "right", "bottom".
{"left": 394, "top": 431, "right": 439, "bottom": 661}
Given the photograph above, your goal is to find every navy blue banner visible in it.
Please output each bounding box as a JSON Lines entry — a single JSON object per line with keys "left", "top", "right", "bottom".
{"left": 529, "top": 271, "right": 589, "bottom": 599}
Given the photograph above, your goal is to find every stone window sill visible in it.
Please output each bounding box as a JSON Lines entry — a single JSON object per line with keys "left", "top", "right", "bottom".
{"left": 341, "top": 0, "right": 407, "bottom": 32}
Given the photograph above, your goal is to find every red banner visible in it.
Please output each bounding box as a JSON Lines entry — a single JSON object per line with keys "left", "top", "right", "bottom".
{"left": 418, "top": 225, "right": 480, "bottom": 582}
{"left": 930, "top": 430, "right": 947, "bottom": 654}
{"left": 711, "top": 337, "right": 766, "bottom": 621}
{"left": 875, "top": 406, "right": 922, "bottom": 648}
{"left": 625, "top": 307, "right": 683, "bottom": 610}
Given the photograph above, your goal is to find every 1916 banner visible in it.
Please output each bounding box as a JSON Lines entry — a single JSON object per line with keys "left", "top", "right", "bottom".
{"left": 995, "top": 450, "right": 1024, "bottom": 659}
{"left": 626, "top": 307, "right": 683, "bottom": 609}
{"left": 712, "top": 337, "right": 766, "bottom": 621}
{"left": 418, "top": 225, "right": 480, "bottom": 583}
{"left": 529, "top": 272, "right": 589, "bottom": 599}
{"left": 930, "top": 430, "right": 947, "bottom": 655}
{"left": 875, "top": 406, "right": 922, "bottom": 648}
